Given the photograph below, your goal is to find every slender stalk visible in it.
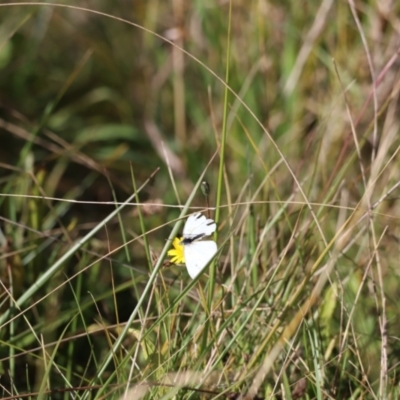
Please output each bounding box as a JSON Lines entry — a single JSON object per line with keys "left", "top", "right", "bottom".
{"left": 207, "top": 0, "right": 232, "bottom": 328}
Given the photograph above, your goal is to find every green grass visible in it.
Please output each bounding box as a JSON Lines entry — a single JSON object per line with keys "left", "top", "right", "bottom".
{"left": 1, "top": 1, "right": 400, "bottom": 399}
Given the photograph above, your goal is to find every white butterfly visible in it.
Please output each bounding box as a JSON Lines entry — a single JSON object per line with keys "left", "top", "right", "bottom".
{"left": 182, "top": 212, "right": 217, "bottom": 279}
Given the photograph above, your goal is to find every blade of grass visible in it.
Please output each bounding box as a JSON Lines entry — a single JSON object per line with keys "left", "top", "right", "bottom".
{"left": 0, "top": 168, "right": 160, "bottom": 327}
{"left": 205, "top": 0, "right": 232, "bottom": 351}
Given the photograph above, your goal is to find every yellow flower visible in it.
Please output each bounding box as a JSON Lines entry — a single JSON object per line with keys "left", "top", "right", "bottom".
{"left": 167, "top": 237, "right": 185, "bottom": 264}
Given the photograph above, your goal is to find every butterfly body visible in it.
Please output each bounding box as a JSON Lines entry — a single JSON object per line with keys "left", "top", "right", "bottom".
{"left": 181, "top": 233, "right": 204, "bottom": 244}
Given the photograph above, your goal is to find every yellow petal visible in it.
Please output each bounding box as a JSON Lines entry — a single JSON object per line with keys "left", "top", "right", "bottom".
{"left": 168, "top": 237, "right": 185, "bottom": 264}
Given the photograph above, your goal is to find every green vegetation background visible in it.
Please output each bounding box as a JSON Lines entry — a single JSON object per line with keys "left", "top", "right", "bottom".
{"left": 1, "top": 1, "right": 400, "bottom": 399}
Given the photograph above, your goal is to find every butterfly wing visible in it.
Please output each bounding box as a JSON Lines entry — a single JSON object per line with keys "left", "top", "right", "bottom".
{"left": 183, "top": 213, "right": 216, "bottom": 239}
{"left": 184, "top": 240, "right": 218, "bottom": 279}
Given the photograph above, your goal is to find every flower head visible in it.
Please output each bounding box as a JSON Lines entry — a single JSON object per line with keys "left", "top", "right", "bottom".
{"left": 167, "top": 237, "right": 185, "bottom": 264}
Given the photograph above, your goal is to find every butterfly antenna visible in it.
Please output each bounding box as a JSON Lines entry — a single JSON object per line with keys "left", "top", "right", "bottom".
{"left": 201, "top": 180, "right": 211, "bottom": 218}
